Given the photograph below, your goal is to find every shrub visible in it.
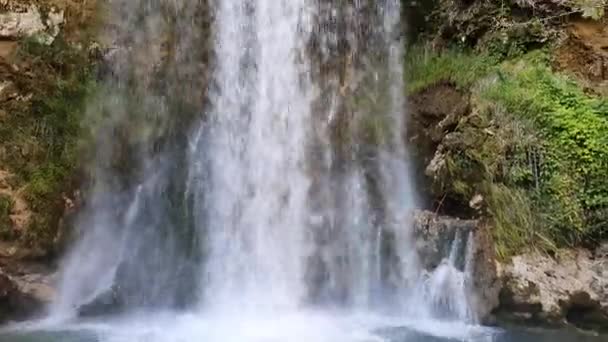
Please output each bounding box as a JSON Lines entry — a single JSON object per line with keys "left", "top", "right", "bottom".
{"left": 2, "top": 36, "right": 97, "bottom": 246}
{"left": 406, "top": 47, "right": 608, "bottom": 256}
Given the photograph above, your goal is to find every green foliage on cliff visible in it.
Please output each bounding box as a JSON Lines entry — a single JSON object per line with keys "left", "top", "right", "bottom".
{"left": 407, "top": 47, "right": 608, "bottom": 257}
{"left": 483, "top": 51, "right": 608, "bottom": 246}
{"left": 405, "top": 47, "right": 497, "bottom": 93}
{"left": 0, "top": 194, "right": 14, "bottom": 239}
{"left": 0, "top": 36, "right": 96, "bottom": 247}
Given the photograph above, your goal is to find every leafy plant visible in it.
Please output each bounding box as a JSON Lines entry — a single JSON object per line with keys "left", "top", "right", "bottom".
{"left": 482, "top": 52, "right": 608, "bottom": 246}
{"left": 405, "top": 46, "right": 498, "bottom": 93}
{"left": 406, "top": 46, "right": 608, "bottom": 256}
{"left": 1, "top": 36, "right": 98, "bottom": 247}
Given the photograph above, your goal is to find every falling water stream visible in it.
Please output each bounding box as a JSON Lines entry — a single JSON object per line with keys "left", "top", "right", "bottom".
{"left": 1, "top": 1, "right": 603, "bottom": 342}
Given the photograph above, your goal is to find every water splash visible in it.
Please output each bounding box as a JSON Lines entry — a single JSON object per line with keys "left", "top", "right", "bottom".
{"left": 187, "top": 0, "right": 314, "bottom": 311}
{"left": 421, "top": 231, "right": 478, "bottom": 323}
{"left": 47, "top": 0, "right": 482, "bottom": 338}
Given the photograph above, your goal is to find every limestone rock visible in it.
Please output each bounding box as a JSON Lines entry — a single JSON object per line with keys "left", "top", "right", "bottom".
{"left": 407, "top": 82, "right": 473, "bottom": 212}
{"left": 497, "top": 249, "right": 608, "bottom": 331}
{"left": 424, "top": 151, "right": 446, "bottom": 180}
{"left": 412, "top": 210, "right": 501, "bottom": 323}
{"left": 0, "top": 272, "right": 20, "bottom": 321}
{"left": 0, "top": 81, "right": 16, "bottom": 102}
{"left": 469, "top": 194, "right": 483, "bottom": 211}
{"left": 0, "top": 244, "right": 56, "bottom": 322}
{"left": 10, "top": 271, "right": 55, "bottom": 305}
{"left": 0, "top": 264, "right": 55, "bottom": 323}
{"left": 0, "top": 5, "right": 64, "bottom": 45}
{"left": 412, "top": 210, "right": 477, "bottom": 270}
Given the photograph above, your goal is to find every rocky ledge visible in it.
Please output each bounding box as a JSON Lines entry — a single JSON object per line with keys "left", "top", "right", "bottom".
{"left": 0, "top": 243, "right": 55, "bottom": 323}
{"left": 497, "top": 246, "right": 608, "bottom": 332}
{"left": 412, "top": 210, "right": 501, "bottom": 324}
{"left": 411, "top": 211, "right": 608, "bottom": 332}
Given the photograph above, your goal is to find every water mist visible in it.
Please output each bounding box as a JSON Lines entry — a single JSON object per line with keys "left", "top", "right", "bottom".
{"left": 39, "top": 0, "right": 487, "bottom": 341}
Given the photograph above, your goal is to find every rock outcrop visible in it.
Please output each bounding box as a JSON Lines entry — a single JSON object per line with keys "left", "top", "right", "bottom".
{"left": 408, "top": 82, "right": 471, "bottom": 213}
{"left": 554, "top": 19, "right": 608, "bottom": 95}
{"left": 0, "top": 3, "right": 64, "bottom": 45}
{"left": 0, "top": 257, "right": 55, "bottom": 323}
{"left": 412, "top": 210, "right": 501, "bottom": 323}
{"left": 497, "top": 246, "right": 608, "bottom": 331}
{"left": 413, "top": 210, "right": 608, "bottom": 331}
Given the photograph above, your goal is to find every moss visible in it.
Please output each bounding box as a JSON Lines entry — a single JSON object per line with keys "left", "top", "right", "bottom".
{"left": 0, "top": 35, "right": 97, "bottom": 248}
{"left": 0, "top": 194, "right": 14, "bottom": 240}
{"left": 407, "top": 46, "right": 608, "bottom": 256}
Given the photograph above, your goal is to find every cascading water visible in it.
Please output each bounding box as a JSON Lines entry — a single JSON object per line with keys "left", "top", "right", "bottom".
{"left": 9, "top": 0, "right": 494, "bottom": 341}
{"left": 422, "top": 231, "right": 478, "bottom": 323}
{"left": 188, "top": 0, "right": 313, "bottom": 311}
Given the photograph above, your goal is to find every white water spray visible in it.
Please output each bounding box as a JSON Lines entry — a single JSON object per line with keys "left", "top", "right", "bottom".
{"left": 38, "top": 0, "right": 488, "bottom": 341}
{"left": 189, "top": 0, "right": 313, "bottom": 311}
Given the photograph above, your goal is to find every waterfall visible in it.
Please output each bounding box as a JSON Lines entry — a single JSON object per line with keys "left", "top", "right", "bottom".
{"left": 47, "top": 0, "right": 482, "bottom": 335}
{"left": 188, "top": 0, "right": 313, "bottom": 311}
{"left": 422, "top": 231, "right": 478, "bottom": 323}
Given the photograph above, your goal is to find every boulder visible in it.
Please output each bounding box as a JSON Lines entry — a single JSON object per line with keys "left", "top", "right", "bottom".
{"left": 0, "top": 253, "right": 56, "bottom": 323}
{"left": 497, "top": 248, "right": 608, "bottom": 331}
{"left": 0, "top": 272, "right": 21, "bottom": 322}
{"left": 0, "top": 266, "right": 54, "bottom": 323}
{"left": 77, "top": 287, "right": 123, "bottom": 318}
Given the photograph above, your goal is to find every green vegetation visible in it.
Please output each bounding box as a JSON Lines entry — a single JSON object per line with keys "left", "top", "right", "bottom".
{"left": 406, "top": 46, "right": 608, "bottom": 258}
{"left": 405, "top": 47, "right": 498, "bottom": 93}
{"left": 0, "top": 36, "right": 96, "bottom": 247}
{"left": 0, "top": 194, "right": 14, "bottom": 239}
{"left": 483, "top": 52, "right": 608, "bottom": 245}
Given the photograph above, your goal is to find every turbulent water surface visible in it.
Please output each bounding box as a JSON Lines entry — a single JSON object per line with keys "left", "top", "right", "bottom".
{"left": 0, "top": 314, "right": 606, "bottom": 342}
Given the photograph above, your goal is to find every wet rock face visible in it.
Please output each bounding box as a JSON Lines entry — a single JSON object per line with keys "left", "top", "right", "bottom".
{"left": 412, "top": 210, "right": 501, "bottom": 323}
{"left": 412, "top": 210, "right": 477, "bottom": 270}
{"left": 407, "top": 83, "right": 473, "bottom": 215}
{"left": 0, "top": 261, "right": 55, "bottom": 323}
{"left": 0, "top": 272, "right": 21, "bottom": 321}
{"left": 497, "top": 248, "right": 608, "bottom": 331}
{"left": 409, "top": 82, "right": 470, "bottom": 146}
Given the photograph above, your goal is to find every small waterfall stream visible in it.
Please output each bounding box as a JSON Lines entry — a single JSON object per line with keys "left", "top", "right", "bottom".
{"left": 38, "top": 0, "right": 485, "bottom": 340}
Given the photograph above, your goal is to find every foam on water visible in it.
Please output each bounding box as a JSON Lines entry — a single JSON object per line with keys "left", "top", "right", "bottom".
{"left": 3, "top": 311, "right": 499, "bottom": 342}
